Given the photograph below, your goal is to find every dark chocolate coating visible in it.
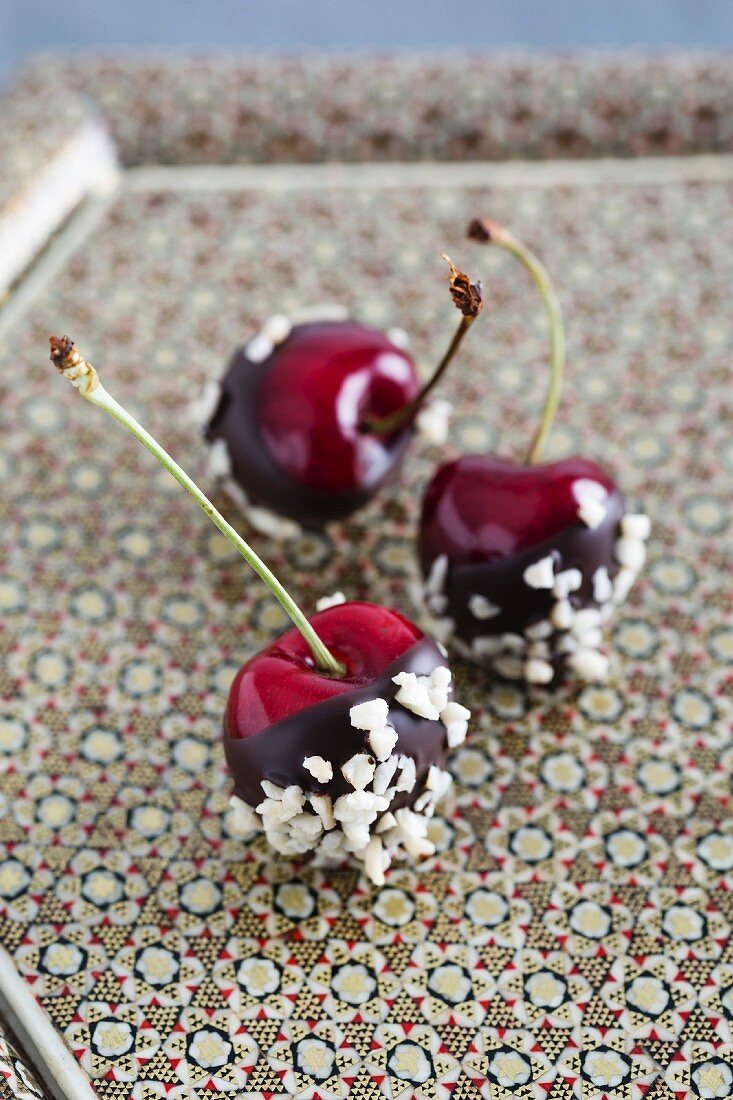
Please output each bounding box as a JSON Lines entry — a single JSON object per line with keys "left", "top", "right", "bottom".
{"left": 429, "top": 487, "right": 626, "bottom": 643}
{"left": 224, "top": 636, "right": 448, "bottom": 811}
{"left": 205, "top": 331, "right": 414, "bottom": 526}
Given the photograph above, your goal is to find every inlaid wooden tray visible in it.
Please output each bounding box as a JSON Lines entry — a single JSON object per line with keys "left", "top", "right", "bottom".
{"left": 0, "top": 53, "right": 732, "bottom": 1100}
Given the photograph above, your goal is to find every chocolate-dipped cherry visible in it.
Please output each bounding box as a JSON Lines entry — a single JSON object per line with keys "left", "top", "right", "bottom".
{"left": 418, "top": 220, "right": 651, "bottom": 686}
{"left": 51, "top": 336, "right": 470, "bottom": 884}
{"left": 198, "top": 274, "right": 482, "bottom": 537}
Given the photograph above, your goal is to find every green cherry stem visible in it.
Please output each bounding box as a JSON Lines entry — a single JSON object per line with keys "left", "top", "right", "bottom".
{"left": 468, "top": 218, "right": 565, "bottom": 466}
{"left": 49, "top": 335, "right": 346, "bottom": 677}
{"left": 362, "top": 256, "right": 483, "bottom": 436}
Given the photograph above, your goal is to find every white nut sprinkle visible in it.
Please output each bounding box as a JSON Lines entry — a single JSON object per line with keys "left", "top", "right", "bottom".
{"left": 373, "top": 756, "right": 399, "bottom": 795}
{"left": 592, "top": 566, "right": 613, "bottom": 603}
{"left": 425, "top": 766, "right": 441, "bottom": 793}
{"left": 615, "top": 537, "right": 647, "bottom": 571}
{"left": 575, "top": 627, "right": 603, "bottom": 649}
{"left": 206, "top": 438, "right": 232, "bottom": 480}
{"left": 309, "top": 793, "right": 335, "bottom": 830}
{"left": 363, "top": 835, "right": 386, "bottom": 885}
{"left": 524, "top": 658, "right": 555, "bottom": 685}
{"left": 330, "top": 800, "right": 365, "bottom": 827}
{"left": 577, "top": 497, "right": 607, "bottom": 529}
{"left": 431, "top": 666, "right": 452, "bottom": 689}
{"left": 528, "top": 640, "right": 550, "bottom": 659}
{"left": 556, "top": 634, "right": 578, "bottom": 655}
{"left": 569, "top": 648, "right": 609, "bottom": 682}
{"left": 621, "top": 513, "right": 651, "bottom": 541}
{"left": 393, "top": 672, "right": 440, "bottom": 720}
{"left": 266, "top": 829, "right": 297, "bottom": 855}
{"left": 446, "top": 721, "right": 468, "bottom": 748}
{"left": 500, "top": 633, "right": 526, "bottom": 653}
{"left": 350, "top": 697, "right": 390, "bottom": 731}
{"left": 553, "top": 568, "right": 583, "bottom": 598}
{"left": 437, "top": 641, "right": 448, "bottom": 658}
{"left": 333, "top": 791, "right": 380, "bottom": 826}
{"left": 316, "top": 591, "right": 346, "bottom": 612}
{"left": 190, "top": 379, "right": 222, "bottom": 429}
{"left": 280, "top": 785, "right": 305, "bottom": 810}
{"left": 221, "top": 476, "right": 249, "bottom": 512}
{"left": 425, "top": 553, "right": 449, "bottom": 595}
{"left": 415, "top": 399, "right": 453, "bottom": 446}
{"left": 494, "top": 655, "right": 524, "bottom": 681}
{"left": 369, "top": 725, "right": 399, "bottom": 762}
{"left": 343, "top": 821, "right": 372, "bottom": 851}
{"left": 613, "top": 567, "right": 637, "bottom": 604}
{"left": 246, "top": 504, "right": 302, "bottom": 540}
{"left": 257, "top": 798, "right": 299, "bottom": 825}
{"left": 427, "top": 593, "right": 448, "bottom": 615}
{"left": 342, "top": 753, "right": 376, "bottom": 791}
{"left": 468, "top": 594, "right": 501, "bottom": 620}
{"left": 523, "top": 556, "right": 556, "bottom": 590}
{"left": 387, "top": 325, "right": 411, "bottom": 349}
{"left": 394, "top": 806, "right": 428, "bottom": 838}
{"left": 227, "top": 795, "right": 259, "bottom": 835}
{"left": 261, "top": 780, "right": 286, "bottom": 801}
{"left": 472, "top": 635, "right": 503, "bottom": 658}
{"left": 314, "top": 831, "right": 346, "bottom": 861}
{"left": 428, "top": 684, "right": 449, "bottom": 713}
{"left": 413, "top": 791, "right": 432, "bottom": 812}
{"left": 525, "top": 619, "right": 553, "bottom": 641}
{"left": 551, "top": 598, "right": 575, "bottom": 630}
{"left": 426, "top": 765, "right": 453, "bottom": 799}
{"left": 402, "top": 834, "right": 435, "bottom": 860}
{"left": 288, "top": 812, "right": 323, "bottom": 838}
{"left": 395, "top": 756, "right": 417, "bottom": 793}
{"left": 442, "top": 701, "right": 470, "bottom": 748}
{"left": 573, "top": 607, "right": 602, "bottom": 632}
{"left": 262, "top": 313, "right": 292, "bottom": 345}
{"left": 376, "top": 811, "right": 397, "bottom": 833}
{"left": 441, "top": 701, "right": 471, "bottom": 726}
{"left": 245, "top": 332, "right": 275, "bottom": 363}
{"left": 303, "top": 755, "right": 333, "bottom": 783}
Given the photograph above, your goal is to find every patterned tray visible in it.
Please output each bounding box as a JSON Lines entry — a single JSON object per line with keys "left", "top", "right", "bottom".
{"left": 1, "top": 53, "right": 733, "bottom": 1100}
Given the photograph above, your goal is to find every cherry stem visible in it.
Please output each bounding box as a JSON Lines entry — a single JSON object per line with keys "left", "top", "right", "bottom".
{"left": 468, "top": 219, "right": 565, "bottom": 465}
{"left": 362, "top": 256, "right": 482, "bottom": 436}
{"left": 49, "top": 336, "right": 346, "bottom": 678}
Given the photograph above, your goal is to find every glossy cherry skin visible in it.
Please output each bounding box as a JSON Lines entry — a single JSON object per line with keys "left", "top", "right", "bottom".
{"left": 419, "top": 455, "right": 618, "bottom": 569}
{"left": 418, "top": 453, "right": 627, "bottom": 654}
{"left": 227, "top": 602, "right": 424, "bottom": 739}
{"left": 223, "top": 601, "right": 450, "bottom": 811}
{"left": 207, "top": 321, "right": 420, "bottom": 526}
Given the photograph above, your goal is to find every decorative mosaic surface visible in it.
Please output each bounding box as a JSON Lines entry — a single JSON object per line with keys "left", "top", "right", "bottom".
{"left": 7, "top": 51, "right": 733, "bottom": 191}
{"left": 0, "top": 1021, "right": 46, "bottom": 1100}
{"left": 0, "top": 66, "right": 94, "bottom": 224}
{"left": 1, "top": 166, "right": 733, "bottom": 1098}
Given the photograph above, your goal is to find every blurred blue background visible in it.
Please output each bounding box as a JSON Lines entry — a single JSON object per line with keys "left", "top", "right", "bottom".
{"left": 2, "top": 0, "right": 733, "bottom": 79}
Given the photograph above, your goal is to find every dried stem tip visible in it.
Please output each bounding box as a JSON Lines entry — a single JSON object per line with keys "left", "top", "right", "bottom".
{"left": 49, "top": 335, "right": 99, "bottom": 394}
{"left": 467, "top": 218, "right": 503, "bottom": 244}
{"left": 441, "top": 255, "right": 483, "bottom": 318}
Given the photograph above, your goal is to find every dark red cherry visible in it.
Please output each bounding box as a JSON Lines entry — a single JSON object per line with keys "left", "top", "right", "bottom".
{"left": 420, "top": 455, "right": 618, "bottom": 567}
{"left": 418, "top": 454, "right": 648, "bottom": 684}
{"left": 227, "top": 602, "right": 424, "bottom": 738}
{"left": 224, "top": 601, "right": 452, "bottom": 809}
{"left": 224, "top": 602, "right": 468, "bottom": 880}
{"left": 207, "top": 321, "right": 420, "bottom": 527}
